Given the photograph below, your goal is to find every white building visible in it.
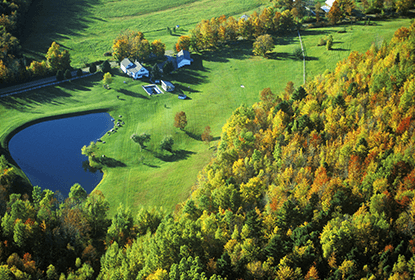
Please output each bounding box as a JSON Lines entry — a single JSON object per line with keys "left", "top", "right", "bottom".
{"left": 120, "top": 58, "right": 149, "bottom": 79}
{"left": 161, "top": 80, "right": 175, "bottom": 92}
{"left": 176, "top": 50, "right": 193, "bottom": 69}
{"left": 321, "top": 0, "right": 335, "bottom": 12}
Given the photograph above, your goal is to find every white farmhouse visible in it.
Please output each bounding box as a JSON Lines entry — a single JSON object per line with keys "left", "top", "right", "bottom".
{"left": 120, "top": 58, "right": 149, "bottom": 79}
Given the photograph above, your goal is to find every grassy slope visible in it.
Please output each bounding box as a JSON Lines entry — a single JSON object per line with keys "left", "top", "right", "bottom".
{"left": 21, "top": 0, "right": 266, "bottom": 66}
{"left": 5, "top": 0, "right": 412, "bottom": 215}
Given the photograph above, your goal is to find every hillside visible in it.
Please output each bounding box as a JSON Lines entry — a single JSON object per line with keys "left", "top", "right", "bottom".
{"left": 97, "top": 20, "right": 415, "bottom": 279}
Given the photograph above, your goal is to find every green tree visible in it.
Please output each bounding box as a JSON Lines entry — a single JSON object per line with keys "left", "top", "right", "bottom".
{"left": 174, "top": 111, "right": 188, "bottom": 130}
{"left": 163, "top": 60, "right": 175, "bottom": 74}
{"left": 46, "top": 264, "right": 58, "bottom": 280}
{"left": 150, "top": 63, "right": 162, "bottom": 81}
{"left": 107, "top": 205, "right": 134, "bottom": 245}
{"left": 326, "top": 35, "right": 334, "bottom": 50}
{"left": 101, "top": 60, "right": 111, "bottom": 73}
{"left": 253, "top": 34, "right": 274, "bottom": 57}
{"left": 56, "top": 70, "right": 64, "bottom": 81}
{"left": 89, "top": 63, "right": 97, "bottom": 73}
{"left": 76, "top": 68, "right": 83, "bottom": 76}
{"left": 130, "top": 133, "right": 151, "bottom": 149}
{"left": 160, "top": 135, "right": 174, "bottom": 153}
{"left": 84, "top": 190, "right": 109, "bottom": 237}
{"left": 64, "top": 69, "right": 72, "bottom": 79}
{"left": 69, "top": 183, "right": 87, "bottom": 202}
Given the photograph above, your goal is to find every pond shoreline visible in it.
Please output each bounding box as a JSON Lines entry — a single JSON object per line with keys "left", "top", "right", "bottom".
{"left": 3, "top": 108, "right": 113, "bottom": 193}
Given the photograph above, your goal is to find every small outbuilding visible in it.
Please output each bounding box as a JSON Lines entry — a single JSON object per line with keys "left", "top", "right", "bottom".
{"left": 120, "top": 58, "right": 149, "bottom": 79}
{"left": 176, "top": 50, "right": 193, "bottom": 69}
{"left": 142, "top": 84, "right": 163, "bottom": 96}
{"left": 161, "top": 80, "right": 175, "bottom": 92}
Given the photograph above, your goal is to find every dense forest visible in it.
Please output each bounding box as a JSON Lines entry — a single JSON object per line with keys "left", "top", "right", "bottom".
{"left": 0, "top": 20, "right": 415, "bottom": 279}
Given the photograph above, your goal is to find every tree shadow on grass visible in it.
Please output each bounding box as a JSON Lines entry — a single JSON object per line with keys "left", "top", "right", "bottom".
{"left": 21, "top": 0, "right": 102, "bottom": 56}
{"left": 0, "top": 87, "right": 75, "bottom": 111}
{"left": 117, "top": 88, "right": 149, "bottom": 99}
{"left": 93, "top": 156, "right": 127, "bottom": 168}
{"left": 155, "top": 149, "right": 196, "bottom": 162}
{"left": 185, "top": 130, "right": 201, "bottom": 141}
{"left": 143, "top": 162, "right": 160, "bottom": 168}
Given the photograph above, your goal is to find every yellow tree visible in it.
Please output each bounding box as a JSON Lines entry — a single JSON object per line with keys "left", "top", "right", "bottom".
{"left": 102, "top": 72, "right": 112, "bottom": 86}
{"left": 112, "top": 39, "right": 129, "bottom": 61}
{"left": 151, "top": 40, "right": 166, "bottom": 58}
{"left": 45, "top": 42, "right": 70, "bottom": 72}
{"left": 176, "top": 35, "right": 191, "bottom": 52}
{"left": 253, "top": 34, "right": 274, "bottom": 57}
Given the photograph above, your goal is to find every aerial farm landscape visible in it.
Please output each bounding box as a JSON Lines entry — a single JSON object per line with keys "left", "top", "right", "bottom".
{"left": 0, "top": 0, "right": 415, "bottom": 278}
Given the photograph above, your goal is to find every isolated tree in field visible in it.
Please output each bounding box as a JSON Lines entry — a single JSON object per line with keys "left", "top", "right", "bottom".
{"left": 102, "top": 72, "right": 113, "bottom": 86}
{"left": 131, "top": 133, "right": 151, "bottom": 149}
{"left": 101, "top": 60, "right": 111, "bottom": 73}
{"left": 201, "top": 126, "right": 213, "bottom": 145}
{"left": 64, "top": 69, "right": 72, "bottom": 79}
{"left": 326, "top": 35, "right": 334, "bottom": 50}
{"left": 253, "top": 34, "right": 274, "bottom": 57}
{"left": 89, "top": 63, "right": 97, "bottom": 73}
{"left": 176, "top": 35, "right": 191, "bottom": 52}
{"left": 160, "top": 136, "right": 174, "bottom": 153}
{"left": 174, "top": 111, "right": 188, "bottom": 130}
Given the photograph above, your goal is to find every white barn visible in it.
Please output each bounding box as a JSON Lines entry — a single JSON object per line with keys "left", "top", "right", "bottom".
{"left": 176, "top": 50, "right": 193, "bottom": 69}
{"left": 120, "top": 58, "right": 149, "bottom": 79}
{"left": 321, "top": 0, "right": 335, "bottom": 12}
{"left": 161, "top": 80, "right": 175, "bottom": 92}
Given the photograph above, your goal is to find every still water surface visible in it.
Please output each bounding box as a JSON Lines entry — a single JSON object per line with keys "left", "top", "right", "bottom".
{"left": 9, "top": 113, "right": 113, "bottom": 196}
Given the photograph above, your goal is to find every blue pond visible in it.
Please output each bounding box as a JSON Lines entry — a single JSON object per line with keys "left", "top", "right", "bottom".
{"left": 8, "top": 113, "right": 114, "bottom": 196}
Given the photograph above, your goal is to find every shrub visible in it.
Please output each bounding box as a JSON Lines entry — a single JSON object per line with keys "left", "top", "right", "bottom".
{"left": 89, "top": 63, "right": 97, "bottom": 73}
{"left": 326, "top": 35, "right": 334, "bottom": 50}
{"left": 101, "top": 60, "right": 111, "bottom": 73}
{"left": 76, "top": 69, "right": 83, "bottom": 76}
{"left": 56, "top": 70, "right": 64, "bottom": 81}
{"left": 293, "top": 47, "right": 303, "bottom": 60}
{"left": 317, "top": 37, "right": 327, "bottom": 46}
{"left": 64, "top": 69, "right": 72, "bottom": 79}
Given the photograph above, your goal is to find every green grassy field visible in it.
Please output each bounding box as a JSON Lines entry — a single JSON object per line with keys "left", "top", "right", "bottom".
{"left": 4, "top": 0, "right": 412, "bottom": 215}
{"left": 21, "top": 0, "right": 267, "bottom": 66}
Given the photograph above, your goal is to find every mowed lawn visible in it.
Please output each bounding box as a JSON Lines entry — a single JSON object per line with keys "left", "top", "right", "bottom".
{"left": 4, "top": 0, "right": 411, "bottom": 215}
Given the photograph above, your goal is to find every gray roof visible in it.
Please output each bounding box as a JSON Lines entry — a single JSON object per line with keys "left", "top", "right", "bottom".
{"left": 120, "top": 58, "right": 147, "bottom": 73}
